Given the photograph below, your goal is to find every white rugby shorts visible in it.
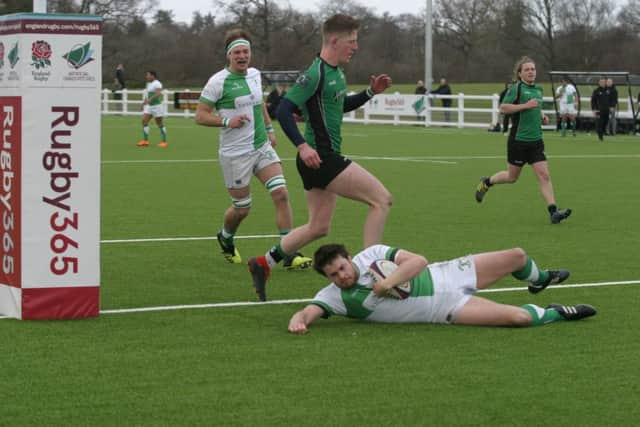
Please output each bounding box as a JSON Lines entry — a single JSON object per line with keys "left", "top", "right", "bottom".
{"left": 219, "top": 143, "right": 280, "bottom": 189}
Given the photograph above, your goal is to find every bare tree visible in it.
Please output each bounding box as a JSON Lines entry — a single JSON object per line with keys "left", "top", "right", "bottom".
{"left": 214, "top": 0, "right": 297, "bottom": 68}
{"left": 524, "top": 0, "right": 561, "bottom": 69}
{"left": 47, "top": 0, "right": 159, "bottom": 27}
{"left": 436, "top": 0, "right": 495, "bottom": 80}
{"left": 555, "top": 0, "right": 615, "bottom": 69}
{"left": 618, "top": 0, "right": 640, "bottom": 32}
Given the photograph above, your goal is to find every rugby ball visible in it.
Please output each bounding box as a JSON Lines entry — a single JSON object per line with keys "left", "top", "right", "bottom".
{"left": 369, "top": 259, "right": 412, "bottom": 299}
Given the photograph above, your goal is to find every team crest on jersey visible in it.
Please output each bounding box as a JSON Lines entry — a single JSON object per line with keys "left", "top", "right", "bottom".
{"left": 296, "top": 74, "right": 310, "bottom": 88}
{"left": 334, "top": 89, "right": 346, "bottom": 102}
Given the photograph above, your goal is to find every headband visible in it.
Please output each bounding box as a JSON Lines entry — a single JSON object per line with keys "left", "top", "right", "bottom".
{"left": 226, "top": 39, "right": 251, "bottom": 56}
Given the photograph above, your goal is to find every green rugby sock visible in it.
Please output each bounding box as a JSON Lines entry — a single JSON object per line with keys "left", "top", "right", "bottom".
{"left": 521, "top": 304, "right": 563, "bottom": 326}
{"left": 512, "top": 257, "right": 549, "bottom": 286}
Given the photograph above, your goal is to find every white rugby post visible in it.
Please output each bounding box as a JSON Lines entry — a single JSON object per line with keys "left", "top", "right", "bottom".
{"left": 0, "top": 13, "right": 102, "bottom": 319}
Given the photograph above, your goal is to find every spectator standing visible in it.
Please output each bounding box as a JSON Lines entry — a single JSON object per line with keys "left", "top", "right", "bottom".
{"left": 433, "top": 77, "right": 452, "bottom": 122}
{"left": 591, "top": 77, "right": 611, "bottom": 141}
{"left": 606, "top": 78, "right": 618, "bottom": 135}
{"left": 115, "top": 63, "right": 126, "bottom": 90}
{"left": 414, "top": 80, "right": 428, "bottom": 120}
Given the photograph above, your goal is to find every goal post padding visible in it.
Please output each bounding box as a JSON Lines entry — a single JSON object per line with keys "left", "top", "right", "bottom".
{"left": 0, "top": 13, "right": 102, "bottom": 319}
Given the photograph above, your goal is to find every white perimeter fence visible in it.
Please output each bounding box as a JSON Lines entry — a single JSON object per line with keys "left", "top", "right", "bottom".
{"left": 102, "top": 89, "right": 638, "bottom": 130}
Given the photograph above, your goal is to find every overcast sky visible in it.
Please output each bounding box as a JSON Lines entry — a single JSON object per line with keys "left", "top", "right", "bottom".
{"left": 155, "top": 0, "right": 424, "bottom": 24}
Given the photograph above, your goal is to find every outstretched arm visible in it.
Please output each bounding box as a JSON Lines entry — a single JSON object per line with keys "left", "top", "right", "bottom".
{"left": 288, "top": 304, "right": 325, "bottom": 334}
{"left": 343, "top": 74, "right": 392, "bottom": 112}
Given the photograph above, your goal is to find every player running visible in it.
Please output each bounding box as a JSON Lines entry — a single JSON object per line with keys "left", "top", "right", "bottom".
{"left": 247, "top": 14, "right": 393, "bottom": 301}
{"left": 195, "top": 29, "right": 311, "bottom": 270}
{"left": 475, "top": 56, "right": 572, "bottom": 224}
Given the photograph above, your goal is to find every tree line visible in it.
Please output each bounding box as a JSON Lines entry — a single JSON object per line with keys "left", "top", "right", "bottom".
{"left": 3, "top": 0, "right": 640, "bottom": 87}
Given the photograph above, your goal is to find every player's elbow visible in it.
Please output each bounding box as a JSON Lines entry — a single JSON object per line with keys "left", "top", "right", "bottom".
{"left": 194, "top": 110, "right": 207, "bottom": 126}
{"left": 416, "top": 255, "right": 428, "bottom": 268}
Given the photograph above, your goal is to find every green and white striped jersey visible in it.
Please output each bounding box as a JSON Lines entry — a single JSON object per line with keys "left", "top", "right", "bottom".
{"left": 311, "top": 244, "right": 438, "bottom": 323}
{"left": 556, "top": 84, "right": 577, "bottom": 106}
{"left": 145, "top": 79, "right": 163, "bottom": 106}
{"left": 199, "top": 67, "right": 268, "bottom": 156}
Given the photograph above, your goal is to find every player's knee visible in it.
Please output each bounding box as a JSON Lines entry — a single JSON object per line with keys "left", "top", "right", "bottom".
{"left": 309, "top": 223, "right": 330, "bottom": 239}
{"left": 233, "top": 207, "right": 250, "bottom": 220}
{"left": 536, "top": 172, "right": 550, "bottom": 183}
{"left": 511, "top": 247, "right": 527, "bottom": 267}
{"left": 372, "top": 189, "right": 393, "bottom": 211}
{"left": 269, "top": 186, "right": 289, "bottom": 204}
{"left": 231, "top": 195, "right": 252, "bottom": 217}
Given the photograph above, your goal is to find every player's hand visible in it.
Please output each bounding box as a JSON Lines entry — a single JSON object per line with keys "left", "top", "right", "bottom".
{"left": 542, "top": 115, "right": 549, "bottom": 125}
{"left": 298, "top": 143, "right": 321, "bottom": 169}
{"left": 228, "top": 114, "right": 250, "bottom": 128}
{"left": 524, "top": 99, "right": 539, "bottom": 109}
{"left": 372, "top": 280, "right": 392, "bottom": 297}
{"left": 267, "top": 131, "right": 276, "bottom": 147}
{"left": 292, "top": 112, "right": 304, "bottom": 122}
{"left": 369, "top": 74, "right": 392, "bottom": 94}
{"left": 288, "top": 319, "right": 309, "bottom": 334}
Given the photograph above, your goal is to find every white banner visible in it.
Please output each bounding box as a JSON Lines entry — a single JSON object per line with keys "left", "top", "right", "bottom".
{"left": 366, "top": 94, "right": 427, "bottom": 116}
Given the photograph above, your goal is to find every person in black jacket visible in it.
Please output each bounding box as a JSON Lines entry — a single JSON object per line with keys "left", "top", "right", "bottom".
{"left": 414, "top": 80, "right": 427, "bottom": 95}
{"left": 499, "top": 81, "right": 513, "bottom": 133}
{"left": 114, "top": 63, "right": 126, "bottom": 89}
{"left": 266, "top": 85, "right": 286, "bottom": 119}
{"left": 433, "top": 77, "right": 452, "bottom": 121}
{"left": 606, "top": 78, "right": 618, "bottom": 135}
{"left": 591, "top": 77, "right": 611, "bottom": 141}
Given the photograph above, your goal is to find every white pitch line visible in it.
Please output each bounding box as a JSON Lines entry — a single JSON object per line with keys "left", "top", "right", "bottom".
{"left": 101, "top": 234, "right": 279, "bottom": 244}
{"left": 1, "top": 280, "right": 637, "bottom": 319}
{"left": 349, "top": 155, "right": 457, "bottom": 164}
{"left": 100, "top": 153, "right": 640, "bottom": 165}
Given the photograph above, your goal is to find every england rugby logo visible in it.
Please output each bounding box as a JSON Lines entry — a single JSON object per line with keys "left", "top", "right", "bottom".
{"left": 31, "top": 40, "right": 52, "bottom": 69}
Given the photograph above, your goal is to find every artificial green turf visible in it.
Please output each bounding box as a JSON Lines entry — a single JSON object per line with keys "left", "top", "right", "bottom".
{"left": 1, "top": 116, "right": 639, "bottom": 425}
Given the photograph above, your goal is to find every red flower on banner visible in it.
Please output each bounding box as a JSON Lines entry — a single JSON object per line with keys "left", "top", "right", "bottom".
{"left": 31, "top": 40, "right": 52, "bottom": 69}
